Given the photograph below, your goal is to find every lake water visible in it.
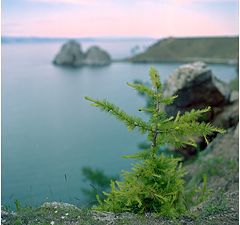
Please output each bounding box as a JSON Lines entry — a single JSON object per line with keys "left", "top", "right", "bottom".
{"left": 2, "top": 40, "right": 237, "bottom": 208}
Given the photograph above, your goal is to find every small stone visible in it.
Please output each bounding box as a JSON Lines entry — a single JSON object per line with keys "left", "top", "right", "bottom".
{"left": 41, "top": 202, "right": 79, "bottom": 210}
{"left": 61, "top": 216, "right": 65, "bottom": 219}
{"left": 50, "top": 221, "right": 55, "bottom": 225}
{"left": 65, "top": 213, "right": 69, "bottom": 216}
{"left": 54, "top": 210, "right": 58, "bottom": 213}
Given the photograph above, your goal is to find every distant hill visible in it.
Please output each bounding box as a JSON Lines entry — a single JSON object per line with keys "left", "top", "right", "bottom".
{"left": 129, "top": 36, "right": 239, "bottom": 64}
{"left": 1, "top": 36, "right": 155, "bottom": 44}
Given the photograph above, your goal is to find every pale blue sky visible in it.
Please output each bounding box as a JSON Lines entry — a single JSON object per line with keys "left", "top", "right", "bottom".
{"left": 2, "top": 0, "right": 239, "bottom": 37}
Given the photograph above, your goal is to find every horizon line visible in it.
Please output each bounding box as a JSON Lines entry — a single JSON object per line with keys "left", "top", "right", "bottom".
{"left": 2, "top": 34, "right": 239, "bottom": 39}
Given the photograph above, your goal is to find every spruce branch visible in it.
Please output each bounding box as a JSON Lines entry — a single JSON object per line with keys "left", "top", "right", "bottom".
{"left": 127, "top": 82, "right": 155, "bottom": 97}
{"left": 178, "top": 107, "right": 211, "bottom": 122}
{"left": 149, "top": 67, "right": 162, "bottom": 90}
{"left": 84, "top": 96, "right": 150, "bottom": 133}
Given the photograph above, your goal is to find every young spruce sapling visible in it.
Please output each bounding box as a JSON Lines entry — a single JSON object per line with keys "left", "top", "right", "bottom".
{"left": 85, "top": 68, "right": 224, "bottom": 217}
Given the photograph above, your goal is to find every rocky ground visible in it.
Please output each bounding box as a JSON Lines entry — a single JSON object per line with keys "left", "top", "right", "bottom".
{"left": 2, "top": 62, "right": 238, "bottom": 225}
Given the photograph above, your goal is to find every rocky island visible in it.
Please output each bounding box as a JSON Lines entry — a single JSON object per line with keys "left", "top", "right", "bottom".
{"left": 53, "top": 40, "right": 111, "bottom": 67}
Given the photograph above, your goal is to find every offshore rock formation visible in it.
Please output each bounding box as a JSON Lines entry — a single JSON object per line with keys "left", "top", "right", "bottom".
{"left": 84, "top": 46, "right": 111, "bottom": 66}
{"left": 53, "top": 40, "right": 111, "bottom": 67}
{"left": 53, "top": 40, "right": 85, "bottom": 67}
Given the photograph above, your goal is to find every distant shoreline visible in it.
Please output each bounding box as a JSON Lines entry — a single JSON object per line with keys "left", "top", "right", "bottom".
{"left": 3, "top": 36, "right": 238, "bottom": 66}
{"left": 113, "top": 59, "right": 237, "bottom": 66}
{"left": 1, "top": 36, "right": 156, "bottom": 44}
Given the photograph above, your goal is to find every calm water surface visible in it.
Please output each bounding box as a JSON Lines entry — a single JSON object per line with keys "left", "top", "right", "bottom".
{"left": 2, "top": 42, "right": 237, "bottom": 207}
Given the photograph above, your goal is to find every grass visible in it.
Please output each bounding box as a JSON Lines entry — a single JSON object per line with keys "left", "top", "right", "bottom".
{"left": 202, "top": 194, "right": 227, "bottom": 217}
{"left": 2, "top": 192, "right": 236, "bottom": 225}
{"left": 130, "top": 36, "right": 238, "bottom": 64}
{"left": 229, "top": 77, "right": 239, "bottom": 91}
{"left": 2, "top": 205, "right": 105, "bottom": 225}
{"left": 186, "top": 154, "right": 238, "bottom": 187}
{"left": 196, "top": 157, "right": 237, "bottom": 178}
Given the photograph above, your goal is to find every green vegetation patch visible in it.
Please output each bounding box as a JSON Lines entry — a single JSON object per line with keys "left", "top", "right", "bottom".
{"left": 229, "top": 77, "right": 239, "bottom": 91}
{"left": 130, "top": 36, "right": 239, "bottom": 64}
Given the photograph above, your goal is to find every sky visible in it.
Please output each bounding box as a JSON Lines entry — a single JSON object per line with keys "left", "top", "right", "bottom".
{"left": 2, "top": 0, "right": 239, "bottom": 38}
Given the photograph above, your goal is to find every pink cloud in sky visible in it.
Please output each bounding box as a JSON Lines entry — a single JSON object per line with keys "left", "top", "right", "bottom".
{"left": 28, "top": 0, "right": 238, "bottom": 4}
{"left": 3, "top": 0, "right": 238, "bottom": 37}
{"left": 174, "top": 0, "right": 238, "bottom": 3}
{"left": 28, "top": 0, "right": 99, "bottom": 5}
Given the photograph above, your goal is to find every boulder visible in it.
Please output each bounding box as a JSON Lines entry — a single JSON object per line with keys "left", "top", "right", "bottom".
{"left": 163, "top": 62, "right": 231, "bottom": 117}
{"left": 53, "top": 40, "right": 85, "bottom": 67}
{"left": 84, "top": 46, "right": 111, "bottom": 66}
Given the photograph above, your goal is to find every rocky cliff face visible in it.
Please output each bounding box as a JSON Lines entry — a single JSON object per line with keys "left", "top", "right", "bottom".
{"left": 53, "top": 40, "right": 111, "bottom": 67}
{"left": 163, "top": 61, "right": 238, "bottom": 157}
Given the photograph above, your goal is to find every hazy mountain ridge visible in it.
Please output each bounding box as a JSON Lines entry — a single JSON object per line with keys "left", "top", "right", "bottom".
{"left": 130, "top": 36, "right": 239, "bottom": 64}
{"left": 1, "top": 36, "right": 156, "bottom": 44}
